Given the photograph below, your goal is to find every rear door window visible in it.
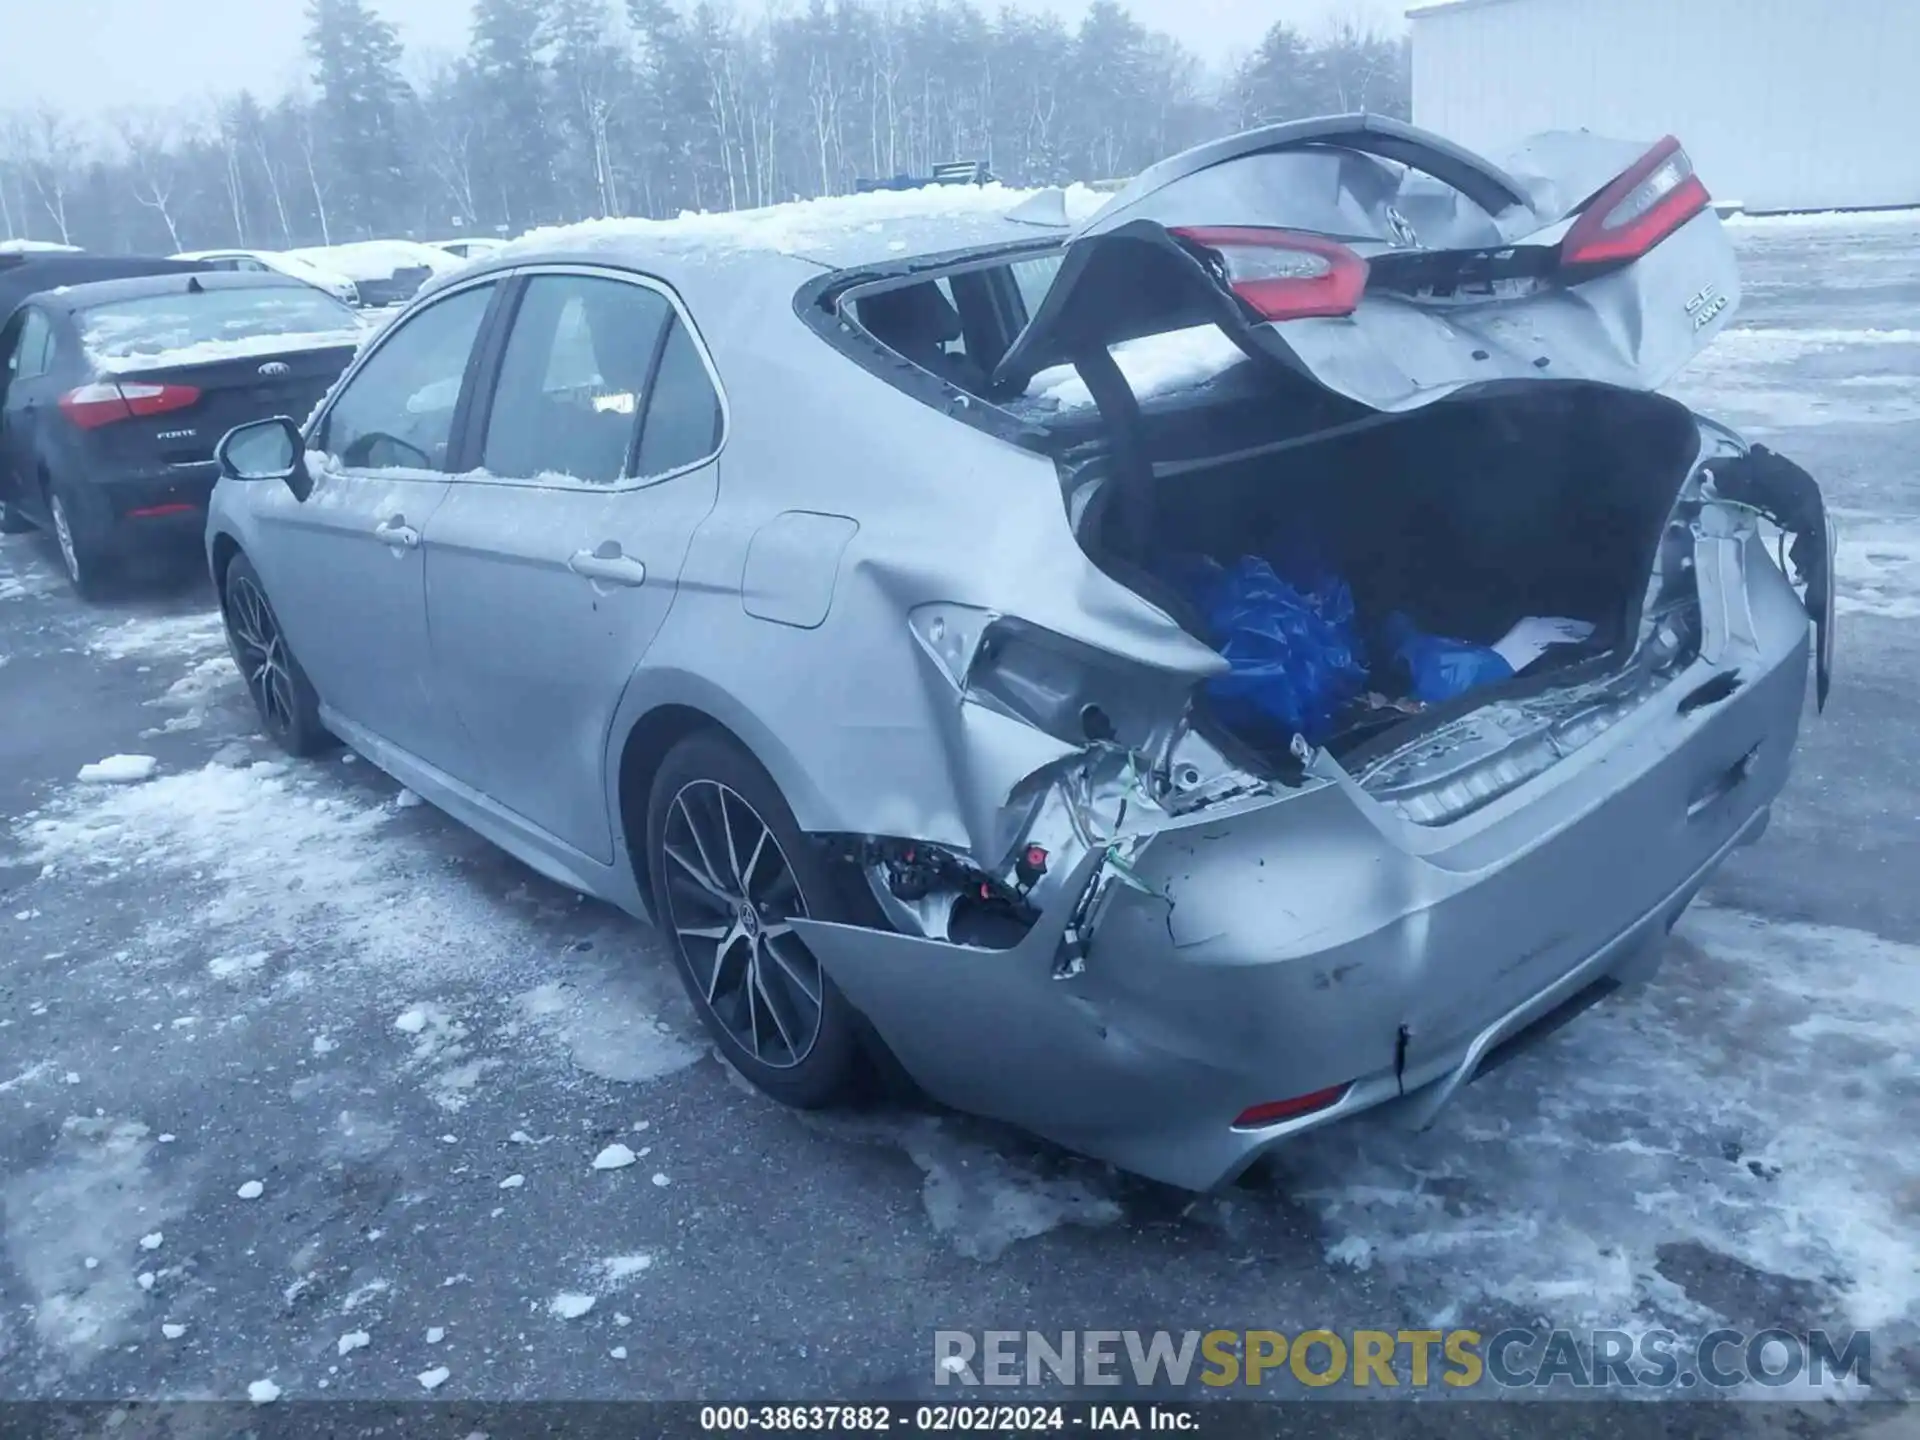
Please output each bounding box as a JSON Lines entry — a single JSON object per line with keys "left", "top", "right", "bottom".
{"left": 319, "top": 282, "right": 495, "bottom": 471}
{"left": 633, "top": 318, "right": 723, "bottom": 479}
{"left": 480, "top": 273, "right": 675, "bottom": 485}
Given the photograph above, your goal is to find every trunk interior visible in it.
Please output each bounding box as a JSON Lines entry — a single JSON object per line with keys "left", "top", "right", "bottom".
{"left": 1069, "top": 380, "right": 1706, "bottom": 774}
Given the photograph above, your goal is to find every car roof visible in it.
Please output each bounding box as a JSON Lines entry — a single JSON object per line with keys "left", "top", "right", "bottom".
{"left": 0, "top": 254, "right": 211, "bottom": 328}
{"left": 36, "top": 269, "right": 319, "bottom": 315}
{"left": 467, "top": 181, "right": 1109, "bottom": 284}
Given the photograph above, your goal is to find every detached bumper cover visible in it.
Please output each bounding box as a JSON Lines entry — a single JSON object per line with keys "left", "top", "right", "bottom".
{"left": 792, "top": 535, "right": 1813, "bottom": 1192}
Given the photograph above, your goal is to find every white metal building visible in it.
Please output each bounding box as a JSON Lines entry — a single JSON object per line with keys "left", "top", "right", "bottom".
{"left": 1408, "top": 0, "right": 1920, "bottom": 214}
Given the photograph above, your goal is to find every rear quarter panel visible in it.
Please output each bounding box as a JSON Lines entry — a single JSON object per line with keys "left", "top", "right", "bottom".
{"left": 603, "top": 259, "right": 1186, "bottom": 859}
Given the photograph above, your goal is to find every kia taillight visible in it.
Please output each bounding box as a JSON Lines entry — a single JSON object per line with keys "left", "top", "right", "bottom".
{"left": 1169, "top": 226, "right": 1369, "bottom": 322}
{"left": 58, "top": 380, "right": 201, "bottom": 429}
{"left": 1561, "top": 135, "right": 1711, "bottom": 272}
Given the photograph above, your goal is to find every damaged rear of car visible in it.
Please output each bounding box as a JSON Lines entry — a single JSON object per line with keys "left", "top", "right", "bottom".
{"left": 695, "top": 117, "right": 1836, "bottom": 1191}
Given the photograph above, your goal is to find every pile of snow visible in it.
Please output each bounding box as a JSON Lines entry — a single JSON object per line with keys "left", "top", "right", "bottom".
{"left": 87, "top": 611, "right": 227, "bottom": 664}
{"left": 17, "top": 758, "right": 440, "bottom": 976}
{"left": 549, "top": 1292, "right": 595, "bottom": 1319}
{"left": 0, "top": 238, "right": 82, "bottom": 254}
{"left": 93, "top": 329, "right": 367, "bottom": 372}
{"left": 506, "top": 182, "right": 1110, "bottom": 264}
{"left": 286, "top": 240, "right": 467, "bottom": 283}
{"left": 1726, "top": 206, "right": 1920, "bottom": 231}
{"left": 76, "top": 754, "right": 157, "bottom": 784}
{"left": 1026, "top": 324, "right": 1247, "bottom": 410}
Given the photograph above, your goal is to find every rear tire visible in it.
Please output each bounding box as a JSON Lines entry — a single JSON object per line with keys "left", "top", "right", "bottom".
{"left": 0, "top": 498, "right": 33, "bottom": 535}
{"left": 220, "top": 553, "right": 333, "bottom": 758}
{"left": 46, "top": 480, "right": 110, "bottom": 600}
{"left": 646, "top": 732, "right": 866, "bottom": 1108}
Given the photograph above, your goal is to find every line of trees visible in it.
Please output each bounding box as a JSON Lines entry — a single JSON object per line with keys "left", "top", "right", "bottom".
{"left": 0, "top": 0, "right": 1408, "bottom": 255}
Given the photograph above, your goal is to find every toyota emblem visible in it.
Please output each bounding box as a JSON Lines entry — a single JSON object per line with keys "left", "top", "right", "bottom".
{"left": 257, "top": 360, "right": 291, "bottom": 377}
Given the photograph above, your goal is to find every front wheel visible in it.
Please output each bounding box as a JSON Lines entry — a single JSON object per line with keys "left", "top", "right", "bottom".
{"left": 220, "top": 553, "right": 333, "bottom": 757}
{"left": 646, "top": 732, "right": 866, "bottom": 1108}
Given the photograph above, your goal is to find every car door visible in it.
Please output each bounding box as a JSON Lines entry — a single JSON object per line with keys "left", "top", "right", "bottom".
{"left": 0, "top": 307, "right": 56, "bottom": 519}
{"left": 993, "top": 114, "right": 1742, "bottom": 414}
{"left": 245, "top": 277, "right": 499, "bottom": 768}
{"left": 421, "top": 267, "right": 723, "bottom": 863}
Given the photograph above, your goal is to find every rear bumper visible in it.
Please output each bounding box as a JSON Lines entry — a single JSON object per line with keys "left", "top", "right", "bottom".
{"left": 66, "top": 465, "right": 217, "bottom": 550}
{"left": 792, "top": 549, "right": 1813, "bottom": 1191}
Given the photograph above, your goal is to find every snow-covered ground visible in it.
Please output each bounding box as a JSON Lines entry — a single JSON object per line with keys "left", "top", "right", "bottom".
{"left": 0, "top": 213, "right": 1917, "bottom": 1417}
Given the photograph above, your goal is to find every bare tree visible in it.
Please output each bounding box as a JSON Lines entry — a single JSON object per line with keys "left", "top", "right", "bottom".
{"left": 415, "top": 60, "right": 484, "bottom": 226}
{"left": 247, "top": 115, "right": 297, "bottom": 245}
{"left": 22, "top": 108, "right": 84, "bottom": 244}
{"left": 0, "top": 115, "right": 23, "bottom": 239}
{"left": 1314, "top": 13, "right": 1408, "bottom": 117}
{"left": 210, "top": 98, "right": 253, "bottom": 245}
{"left": 115, "top": 108, "right": 190, "bottom": 250}
{"left": 805, "top": 40, "right": 845, "bottom": 196}
{"left": 293, "top": 101, "right": 334, "bottom": 246}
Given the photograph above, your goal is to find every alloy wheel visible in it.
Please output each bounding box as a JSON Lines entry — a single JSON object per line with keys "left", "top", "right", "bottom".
{"left": 49, "top": 495, "right": 81, "bottom": 586}
{"left": 226, "top": 575, "right": 297, "bottom": 736}
{"left": 659, "top": 779, "right": 824, "bottom": 1069}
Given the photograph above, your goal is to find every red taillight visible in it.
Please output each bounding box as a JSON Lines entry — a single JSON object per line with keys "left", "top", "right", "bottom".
{"left": 1169, "top": 226, "right": 1369, "bottom": 322}
{"left": 58, "top": 380, "right": 200, "bottom": 429}
{"left": 1232, "top": 1084, "right": 1350, "bottom": 1129}
{"left": 1561, "top": 135, "right": 1711, "bottom": 272}
{"left": 127, "top": 502, "right": 197, "bottom": 519}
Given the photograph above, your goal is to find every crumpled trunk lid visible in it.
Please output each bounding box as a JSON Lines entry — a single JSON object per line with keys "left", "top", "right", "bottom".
{"left": 993, "top": 114, "right": 1742, "bottom": 414}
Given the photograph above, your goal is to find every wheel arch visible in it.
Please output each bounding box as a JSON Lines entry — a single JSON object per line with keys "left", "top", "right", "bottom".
{"left": 608, "top": 672, "right": 835, "bottom": 924}
{"left": 208, "top": 528, "right": 244, "bottom": 598}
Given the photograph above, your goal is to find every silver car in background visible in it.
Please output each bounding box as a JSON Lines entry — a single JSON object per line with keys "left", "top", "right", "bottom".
{"left": 207, "top": 116, "right": 1835, "bottom": 1191}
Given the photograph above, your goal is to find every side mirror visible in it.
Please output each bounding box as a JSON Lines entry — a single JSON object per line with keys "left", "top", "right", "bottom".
{"left": 216, "top": 416, "right": 312, "bottom": 502}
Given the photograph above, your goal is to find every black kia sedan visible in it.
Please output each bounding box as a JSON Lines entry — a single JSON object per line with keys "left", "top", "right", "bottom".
{"left": 0, "top": 268, "right": 366, "bottom": 596}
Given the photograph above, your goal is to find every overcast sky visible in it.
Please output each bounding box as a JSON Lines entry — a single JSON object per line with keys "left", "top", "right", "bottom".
{"left": 2, "top": 0, "right": 1405, "bottom": 120}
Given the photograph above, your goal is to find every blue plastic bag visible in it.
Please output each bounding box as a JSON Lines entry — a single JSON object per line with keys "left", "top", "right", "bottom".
{"left": 1383, "top": 612, "right": 1513, "bottom": 704}
{"left": 1167, "top": 554, "right": 1370, "bottom": 746}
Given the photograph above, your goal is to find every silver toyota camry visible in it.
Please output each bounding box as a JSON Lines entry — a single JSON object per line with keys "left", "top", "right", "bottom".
{"left": 207, "top": 116, "right": 1836, "bottom": 1191}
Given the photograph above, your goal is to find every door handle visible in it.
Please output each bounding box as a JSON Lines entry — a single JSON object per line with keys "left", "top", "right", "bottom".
{"left": 568, "top": 547, "right": 647, "bottom": 587}
{"left": 374, "top": 516, "right": 419, "bottom": 549}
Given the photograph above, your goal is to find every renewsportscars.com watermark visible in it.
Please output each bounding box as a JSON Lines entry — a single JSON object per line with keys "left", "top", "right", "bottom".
{"left": 934, "top": 1328, "right": 1872, "bottom": 1392}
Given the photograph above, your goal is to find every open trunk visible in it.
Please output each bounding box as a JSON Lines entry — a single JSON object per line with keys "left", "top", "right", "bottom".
{"left": 1067, "top": 380, "right": 1710, "bottom": 813}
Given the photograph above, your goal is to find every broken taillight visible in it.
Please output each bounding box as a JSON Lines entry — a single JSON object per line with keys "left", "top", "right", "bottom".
{"left": 1560, "top": 136, "right": 1711, "bottom": 273}
{"left": 1169, "top": 226, "right": 1369, "bottom": 322}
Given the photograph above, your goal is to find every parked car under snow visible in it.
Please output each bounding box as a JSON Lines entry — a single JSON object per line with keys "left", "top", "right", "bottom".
{"left": 285, "top": 240, "right": 468, "bottom": 307}
{"left": 204, "top": 115, "right": 1835, "bottom": 1190}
